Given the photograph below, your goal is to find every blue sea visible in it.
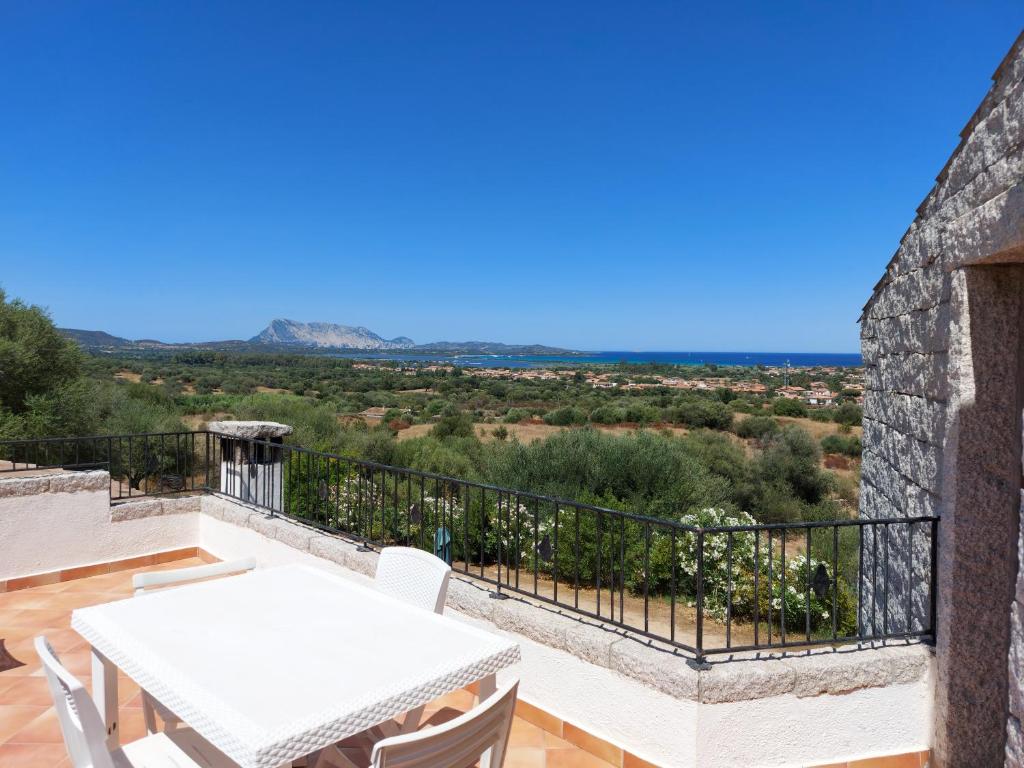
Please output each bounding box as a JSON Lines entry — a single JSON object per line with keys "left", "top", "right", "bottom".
{"left": 341, "top": 351, "right": 862, "bottom": 369}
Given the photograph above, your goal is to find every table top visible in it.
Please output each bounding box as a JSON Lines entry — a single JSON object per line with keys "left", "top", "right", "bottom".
{"left": 71, "top": 564, "right": 521, "bottom": 768}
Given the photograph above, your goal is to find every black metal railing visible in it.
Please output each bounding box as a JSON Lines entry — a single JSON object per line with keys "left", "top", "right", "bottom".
{"left": 0, "top": 431, "right": 208, "bottom": 498}
{"left": 0, "top": 430, "right": 939, "bottom": 661}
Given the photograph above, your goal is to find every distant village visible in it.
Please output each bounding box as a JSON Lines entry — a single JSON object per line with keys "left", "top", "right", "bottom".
{"left": 351, "top": 362, "right": 865, "bottom": 408}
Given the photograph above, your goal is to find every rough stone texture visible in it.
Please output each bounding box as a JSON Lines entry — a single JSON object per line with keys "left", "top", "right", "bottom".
{"left": 206, "top": 421, "right": 293, "bottom": 439}
{"left": 199, "top": 493, "right": 931, "bottom": 705}
{"left": 110, "top": 495, "right": 202, "bottom": 522}
{"left": 697, "top": 659, "right": 795, "bottom": 704}
{"left": 859, "top": 32, "right": 1024, "bottom": 768}
{"left": 0, "top": 470, "right": 108, "bottom": 498}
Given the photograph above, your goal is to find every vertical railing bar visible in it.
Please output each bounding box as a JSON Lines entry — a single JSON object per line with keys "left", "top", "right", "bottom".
{"left": 643, "top": 523, "right": 651, "bottom": 633}
{"left": 906, "top": 522, "right": 914, "bottom": 636}
{"left": 726, "top": 531, "right": 733, "bottom": 649}
{"left": 832, "top": 524, "right": 839, "bottom": 641}
{"left": 553, "top": 503, "right": 560, "bottom": 604}
{"left": 619, "top": 516, "right": 626, "bottom": 626}
{"left": 695, "top": 529, "right": 705, "bottom": 662}
{"left": 883, "top": 522, "right": 890, "bottom": 637}
{"left": 780, "top": 530, "right": 787, "bottom": 646}
{"left": 574, "top": 506, "right": 580, "bottom": 611}
{"left": 670, "top": 529, "right": 677, "bottom": 644}
{"left": 872, "top": 523, "right": 879, "bottom": 638}
{"left": 805, "top": 525, "right": 811, "bottom": 643}
{"left": 753, "top": 529, "right": 760, "bottom": 648}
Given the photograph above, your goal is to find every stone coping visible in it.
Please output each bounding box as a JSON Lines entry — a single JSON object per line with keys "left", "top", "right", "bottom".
{"left": 207, "top": 420, "right": 293, "bottom": 439}
{"left": 199, "top": 493, "right": 934, "bottom": 705}
{"left": 0, "top": 469, "right": 109, "bottom": 497}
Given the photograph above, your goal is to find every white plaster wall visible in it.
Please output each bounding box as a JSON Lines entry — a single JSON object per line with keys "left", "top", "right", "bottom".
{"left": 0, "top": 478, "right": 199, "bottom": 580}
{"left": 698, "top": 675, "right": 933, "bottom": 767}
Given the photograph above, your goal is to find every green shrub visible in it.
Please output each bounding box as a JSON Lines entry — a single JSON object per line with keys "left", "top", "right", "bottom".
{"left": 771, "top": 398, "right": 807, "bottom": 417}
{"left": 833, "top": 403, "right": 862, "bottom": 427}
{"left": 821, "top": 433, "right": 862, "bottom": 457}
{"left": 543, "top": 406, "right": 587, "bottom": 426}
{"left": 734, "top": 415, "right": 779, "bottom": 440}
{"left": 669, "top": 399, "right": 733, "bottom": 430}
{"left": 432, "top": 408, "right": 476, "bottom": 439}
{"left": 503, "top": 408, "right": 529, "bottom": 424}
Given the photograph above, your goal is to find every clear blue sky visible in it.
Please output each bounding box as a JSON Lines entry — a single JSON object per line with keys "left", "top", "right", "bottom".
{"left": 0, "top": 3, "right": 1019, "bottom": 352}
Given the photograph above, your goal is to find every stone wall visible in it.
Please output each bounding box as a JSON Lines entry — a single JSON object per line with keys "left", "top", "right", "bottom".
{"left": 859, "top": 31, "right": 1024, "bottom": 767}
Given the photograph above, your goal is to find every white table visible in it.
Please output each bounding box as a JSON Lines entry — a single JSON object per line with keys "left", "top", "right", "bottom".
{"left": 71, "top": 564, "right": 521, "bottom": 768}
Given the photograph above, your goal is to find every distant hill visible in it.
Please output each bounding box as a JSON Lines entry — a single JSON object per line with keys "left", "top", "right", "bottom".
{"left": 251, "top": 319, "right": 414, "bottom": 350}
{"left": 59, "top": 320, "right": 580, "bottom": 357}
{"left": 60, "top": 329, "right": 133, "bottom": 348}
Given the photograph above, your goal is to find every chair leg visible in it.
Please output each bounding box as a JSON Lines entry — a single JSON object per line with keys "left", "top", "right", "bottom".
{"left": 141, "top": 692, "right": 159, "bottom": 735}
{"left": 399, "top": 704, "right": 425, "bottom": 734}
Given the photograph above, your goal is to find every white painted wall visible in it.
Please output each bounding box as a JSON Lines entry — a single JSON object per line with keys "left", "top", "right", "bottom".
{"left": 0, "top": 474, "right": 199, "bottom": 580}
{"left": 698, "top": 677, "right": 933, "bottom": 767}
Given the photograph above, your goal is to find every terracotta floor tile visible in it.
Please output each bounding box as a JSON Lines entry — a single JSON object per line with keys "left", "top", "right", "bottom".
{"left": 0, "top": 677, "right": 54, "bottom": 707}
{"left": 546, "top": 747, "right": 616, "bottom": 767}
{"left": 504, "top": 746, "right": 547, "bottom": 768}
{"left": 509, "top": 718, "right": 547, "bottom": 748}
{"left": 2, "top": 707, "right": 60, "bottom": 743}
{"left": 0, "top": 705, "right": 50, "bottom": 743}
{"left": 0, "top": 741, "right": 72, "bottom": 766}
{"left": 848, "top": 755, "right": 921, "bottom": 768}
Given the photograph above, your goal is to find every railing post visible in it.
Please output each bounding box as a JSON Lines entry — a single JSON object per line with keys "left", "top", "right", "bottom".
{"left": 695, "top": 528, "right": 705, "bottom": 665}
{"left": 930, "top": 517, "right": 939, "bottom": 642}
{"left": 490, "top": 491, "right": 508, "bottom": 600}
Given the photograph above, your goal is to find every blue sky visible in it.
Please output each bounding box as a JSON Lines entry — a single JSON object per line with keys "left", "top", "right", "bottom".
{"left": 0, "top": 2, "right": 1019, "bottom": 352}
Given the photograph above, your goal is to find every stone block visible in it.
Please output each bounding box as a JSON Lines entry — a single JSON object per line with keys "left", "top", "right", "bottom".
{"left": 0, "top": 476, "right": 50, "bottom": 497}
{"left": 49, "top": 470, "right": 110, "bottom": 494}
{"left": 491, "top": 597, "right": 567, "bottom": 649}
{"left": 445, "top": 578, "right": 495, "bottom": 622}
{"left": 110, "top": 499, "right": 163, "bottom": 522}
{"left": 609, "top": 639, "right": 698, "bottom": 700}
{"left": 789, "top": 650, "right": 891, "bottom": 697}
{"left": 697, "top": 658, "right": 794, "bottom": 704}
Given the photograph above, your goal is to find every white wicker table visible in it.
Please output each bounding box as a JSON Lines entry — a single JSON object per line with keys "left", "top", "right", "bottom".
{"left": 71, "top": 564, "right": 521, "bottom": 768}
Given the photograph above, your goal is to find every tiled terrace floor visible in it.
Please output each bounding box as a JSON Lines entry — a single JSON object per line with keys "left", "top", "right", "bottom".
{"left": 0, "top": 557, "right": 614, "bottom": 768}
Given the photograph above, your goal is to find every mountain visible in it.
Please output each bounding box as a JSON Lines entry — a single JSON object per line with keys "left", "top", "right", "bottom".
{"left": 59, "top": 321, "right": 583, "bottom": 357}
{"left": 251, "top": 319, "right": 415, "bottom": 350}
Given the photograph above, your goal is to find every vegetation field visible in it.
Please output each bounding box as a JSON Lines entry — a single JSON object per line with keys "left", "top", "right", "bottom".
{"left": 1, "top": 290, "right": 864, "bottom": 528}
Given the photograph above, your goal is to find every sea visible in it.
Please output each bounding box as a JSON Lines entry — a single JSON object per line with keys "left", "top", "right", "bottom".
{"left": 339, "top": 351, "right": 863, "bottom": 369}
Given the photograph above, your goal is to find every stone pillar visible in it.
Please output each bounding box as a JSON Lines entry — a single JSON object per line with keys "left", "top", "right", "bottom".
{"left": 207, "top": 421, "right": 293, "bottom": 512}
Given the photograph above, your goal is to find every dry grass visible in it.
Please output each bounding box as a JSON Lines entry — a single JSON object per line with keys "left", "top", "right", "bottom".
{"left": 255, "top": 386, "right": 291, "bottom": 395}
{"left": 113, "top": 370, "right": 141, "bottom": 383}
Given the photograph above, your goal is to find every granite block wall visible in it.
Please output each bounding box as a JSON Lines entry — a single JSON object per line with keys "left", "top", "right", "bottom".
{"left": 859, "top": 31, "right": 1024, "bottom": 767}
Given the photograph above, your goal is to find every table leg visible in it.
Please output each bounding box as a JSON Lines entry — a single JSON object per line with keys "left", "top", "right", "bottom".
{"left": 91, "top": 647, "right": 119, "bottom": 750}
{"left": 478, "top": 673, "right": 497, "bottom": 702}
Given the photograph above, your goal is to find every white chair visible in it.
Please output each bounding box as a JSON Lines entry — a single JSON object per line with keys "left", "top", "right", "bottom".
{"left": 374, "top": 547, "right": 451, "bottom": 614}
{"left": 132, "top": 558, "right": 257, "bottom": 734}
{"left": 317, "top": 678, "right": 519, "bottom": 768}
{"left": 35, "top": 635, "right": 239, "bottom": 768}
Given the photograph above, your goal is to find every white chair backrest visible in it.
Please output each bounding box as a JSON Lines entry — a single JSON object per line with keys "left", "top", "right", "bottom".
{"left": 371, "top": 678, "right": 517, "bottom": 768}
{"left": 35, "top": 636, "right": 117, "bottom": 768}
{"left": 132, "top": 557, "right": 257, "bottom": 596}
{"left": 374, "top": 547, "right": 451, "bottom": 614}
